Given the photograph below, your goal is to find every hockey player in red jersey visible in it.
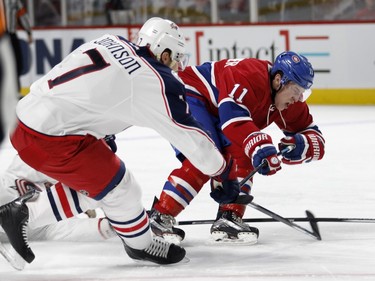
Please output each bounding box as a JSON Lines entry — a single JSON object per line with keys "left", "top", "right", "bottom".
{"left": 0, "top": 17, "right": 245, "bottom": 267}
{"left": 149, "top": 52, "right": 325, "bottom": 244}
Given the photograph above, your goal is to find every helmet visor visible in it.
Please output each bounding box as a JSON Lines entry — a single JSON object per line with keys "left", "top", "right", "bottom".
{"left": 299, "top": 88, "right": 312, "bottom": 102}
{"left": 177, "top": 54, "right": 190, "bottom": 71}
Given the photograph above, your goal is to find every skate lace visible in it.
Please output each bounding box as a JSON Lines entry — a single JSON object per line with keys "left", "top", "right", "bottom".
{"left": 0, "top": 203, "right": 31, "bottom": 248}
{"left": 144, "top": 237, "right": 170, "bottom": 258}
{"left": 21, "top": 219, "right": 31, "bottom": 249}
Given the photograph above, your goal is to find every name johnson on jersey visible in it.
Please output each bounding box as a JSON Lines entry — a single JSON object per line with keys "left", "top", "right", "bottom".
{"left": 93, "top": 36, "right": 142, "bottom": 75}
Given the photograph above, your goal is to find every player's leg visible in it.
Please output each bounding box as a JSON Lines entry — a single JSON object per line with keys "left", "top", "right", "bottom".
{"left": 98, "top": 168, "right": 186, "bottom": 264}
{"left": 0, "top": 170, "right": 115, "bottom": 243}
{"left": 0, "top": 154, "right": 99, "bottom": 227}
{"left": 5, "top": 127, "right": 186, "bottom": 264}
{"left": 0, "top": 154, "right": 55, "bottom": 207}
{"left": 0, "top": 154, "right": 99, "bottom": 267}
{"left": 34, "top": 217, "right": 116, "bottom": 242}
{"left": 0, "top": 175, "right": 102, "bottom": 265}
{"left": 149, "top": 96, "right": 225, "bottom": 243}
{"left": 0, "top": 216, "right": 116, "bottom": 242}
{"left": 210, "top": 150, "right": 259, "bottom": 245}
{"left": 149, "top": 158, "right": 209, "bottom": 243}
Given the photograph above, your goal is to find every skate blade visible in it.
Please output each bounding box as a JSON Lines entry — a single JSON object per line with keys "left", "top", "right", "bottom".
{"left": 0, "top": 240, "right": 26, "bottom": 271}
{"left": 207, "top": 232, "right": 258, "bottom": 246}
{"left": 132, "top": 256, "right": 190, "bottom": 266}
{"left": 206, "top": 238, "right": 258, "bottom": 246}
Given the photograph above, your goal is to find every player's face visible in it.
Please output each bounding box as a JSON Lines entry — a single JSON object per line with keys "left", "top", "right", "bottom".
{"left": 160, "top": 51, "right": 179, "bottom": 71}
{"left": 274, "top": 82, "right": 304, "bottom": 111}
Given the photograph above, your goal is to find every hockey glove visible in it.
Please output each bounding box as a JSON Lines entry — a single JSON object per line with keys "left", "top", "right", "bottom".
{"left": 244, "top": 132, "right": 281, "bottom": 176}
{"left": 279, "top": 127, "right": 325, "bottom": 165}
{"left": 104, "top": 134, "right": 117, "bottom": 153}
{"left": 210, "top": 157, "right": 240, "bottom": 204}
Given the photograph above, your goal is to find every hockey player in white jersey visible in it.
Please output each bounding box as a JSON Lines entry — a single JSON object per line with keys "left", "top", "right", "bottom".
{"left": 0, "top": 154, "right": 116, "bottom": 242}
{"left": 0, "top": 17, "right": 245, "bottom": 268}
{"left": 0, "top": 154, "right": 116, "bottom": 270}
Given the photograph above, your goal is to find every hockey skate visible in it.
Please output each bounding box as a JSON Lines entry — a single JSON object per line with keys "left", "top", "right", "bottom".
{"left": 210, "top": 211, "right": 259, "bottom": 245}
{"left": 148, "top": 209, "right": 185, "bottom": 245}
{"left": 0, "top": 189, "right": 36, "bottom": 266}
{"left": 0, "top": 239, "right": 26, "bottom": 271}
{"left": 123, "top": 236, "right": 186, "bottom": 265}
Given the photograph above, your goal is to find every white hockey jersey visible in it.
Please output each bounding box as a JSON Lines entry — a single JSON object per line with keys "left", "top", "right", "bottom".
{"left": 16, "top": 34, "right": 225, "bottom": 176}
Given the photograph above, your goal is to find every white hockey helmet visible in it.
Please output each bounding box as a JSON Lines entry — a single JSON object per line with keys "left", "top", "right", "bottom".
{"left": 136, "top": 17, "right": 188, "bottom": 71}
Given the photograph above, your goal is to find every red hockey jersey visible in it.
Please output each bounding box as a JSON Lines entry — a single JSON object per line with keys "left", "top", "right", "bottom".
{"left": 179, "top": 58, "right": 315, "bottom": 154}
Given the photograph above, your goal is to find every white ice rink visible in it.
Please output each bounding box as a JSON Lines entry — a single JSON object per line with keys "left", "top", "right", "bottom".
{"left": 0, "top": 105, "right": 375, "bottom": 281}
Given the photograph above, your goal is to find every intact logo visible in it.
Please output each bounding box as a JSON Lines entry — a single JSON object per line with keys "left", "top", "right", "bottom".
{"left": 292, "top": 55, "right": 300, "bottom": 63}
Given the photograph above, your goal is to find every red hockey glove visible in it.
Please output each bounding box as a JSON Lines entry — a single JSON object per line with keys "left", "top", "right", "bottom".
{"left": 279, "top": 127, "right": 325, "bottom": 165}
{"left": 210, "top": 157, "right": 240, "bottom": 204}
{"left": 244, "top": 132, "right": 281, "bottom": 176}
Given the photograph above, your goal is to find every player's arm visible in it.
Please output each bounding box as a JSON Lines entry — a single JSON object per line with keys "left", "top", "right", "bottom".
{"left": 277, "top": 103, "right": 325, "bottom": 165}
{"left": 279, "top": 124, "right": 325, "bottom": 165}
{"left": 218, "top": 71, "right": 281, "bottom": 176}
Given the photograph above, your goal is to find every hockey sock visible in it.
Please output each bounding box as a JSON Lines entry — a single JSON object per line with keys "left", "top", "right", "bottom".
{"left": 27, "top": 182, "right": 99, "bottom": 228}
{"left": 216, "top": 153, "right": 255, "bottom": 219}
{"left": 154, "top": 159, "right": 209, "bottom": 217}
{"left": 217, "top": 203, "right": 247, "bottom": 219}
{"left": 100, "top": 169, "right": 153, "bottom": 250}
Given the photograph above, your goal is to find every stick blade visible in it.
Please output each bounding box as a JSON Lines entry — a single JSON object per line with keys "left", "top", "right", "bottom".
{"left": 305, "top": 210, "right": 322, "bottom": 240}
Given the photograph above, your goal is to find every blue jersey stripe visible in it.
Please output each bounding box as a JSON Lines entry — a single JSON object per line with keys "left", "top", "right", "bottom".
{"left": 94, "top": 161, "right": 126, "bottom": 200}
{"left": 46, "top": 187, "right": 62, "bottom": 221}
{"left": 70, "top": 189, "right": 83, "bottom": 214}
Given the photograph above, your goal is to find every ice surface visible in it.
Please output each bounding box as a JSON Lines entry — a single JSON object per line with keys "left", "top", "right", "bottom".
{"left": 1, "top": 105, "right": 375, "bottom": 280}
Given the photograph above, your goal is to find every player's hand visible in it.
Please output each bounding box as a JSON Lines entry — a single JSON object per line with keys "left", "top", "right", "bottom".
{"left": 210, "top": 157, "right": 240, "bottom": 204}
{"left": 210, "top": 178, "right": 240, "bottom": 204}
{"left": 252, "top": 145, "right": 281, "bottom": 175}
{"left": 279, "top": 127, "right": 325, "bottom": 165}
{"left": 244, "top": 132, "right": 281, "bottom": 176}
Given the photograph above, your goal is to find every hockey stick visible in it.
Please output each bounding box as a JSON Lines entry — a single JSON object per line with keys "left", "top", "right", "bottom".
{"left": 178, "top": 217, "right": 375, "bottom": 225}
{"left": 243, "top": 217, "right": 375, "bottom": 223}
{"left": 248, "top": 203, "right": 321, "bottom": 240}
{"left": 239, "top": 145, "right": 293, "bottom": 186}
{"left": 232, "top": 195, "right": 321, "bottom": 240}
{"left": 237, "top": 145, "right": 321, "bottom": 240}
{"left": 177, "top": 205, "right": 320, "bottom": 240}
{"left": 178, "top": 204, "right": 321, "bottom": 240}
{"left": 202, "top": 145, "right": 321, "bottom": 240}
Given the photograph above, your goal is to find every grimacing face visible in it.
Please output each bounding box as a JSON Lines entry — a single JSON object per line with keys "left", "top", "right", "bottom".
{"left": 274, "top": 82, "right": 305, "bottom": 111}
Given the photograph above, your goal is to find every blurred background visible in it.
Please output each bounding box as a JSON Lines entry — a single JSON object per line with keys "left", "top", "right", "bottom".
{"left": 27, "top": 0, "right": 375, "bottom": 26}
{"left": 12, "top": 0, "right": 375, "bottom": 105}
